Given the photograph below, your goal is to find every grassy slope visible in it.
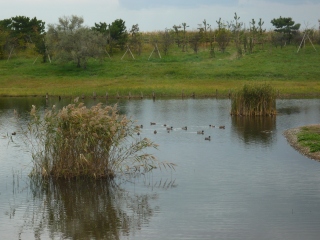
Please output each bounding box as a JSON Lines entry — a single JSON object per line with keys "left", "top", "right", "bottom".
{"left": 0, "top": 44, "right": 319, "bottom": 97}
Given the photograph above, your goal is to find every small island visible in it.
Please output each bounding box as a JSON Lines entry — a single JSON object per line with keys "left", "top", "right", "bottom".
{"left": 283, "top": 125, "right": 320, "bottom": 162}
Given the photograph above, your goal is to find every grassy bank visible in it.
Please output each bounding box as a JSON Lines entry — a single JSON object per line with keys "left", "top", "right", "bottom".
{"left": 298, "top": 126, "right": 320, "bottom": 153}
{"left": 284, "top": 125, "right": 320, "bottom": 162}
{"left": 1, "top": 44, "right": 319, "bottom": 98}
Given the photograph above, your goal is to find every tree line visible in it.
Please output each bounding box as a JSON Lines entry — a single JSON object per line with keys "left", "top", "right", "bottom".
{"left": 0, "top": 13, "right": 317, "bottom": 68}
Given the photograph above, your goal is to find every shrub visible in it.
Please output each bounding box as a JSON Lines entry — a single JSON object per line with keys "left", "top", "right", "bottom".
{"left": 23, "top": 98, "right": 174, "bottom": 179}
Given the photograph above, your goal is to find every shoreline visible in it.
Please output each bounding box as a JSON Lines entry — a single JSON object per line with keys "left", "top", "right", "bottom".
{"left": 283, "top": 125, "right": 320, "bottom": 162}
{"left": 1, "top": 93, "right": 320, "bottom": 99}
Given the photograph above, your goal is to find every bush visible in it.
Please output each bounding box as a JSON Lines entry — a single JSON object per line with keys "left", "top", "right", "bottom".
{"left": 23, "top": 98, "right": 174, "bottom": 179}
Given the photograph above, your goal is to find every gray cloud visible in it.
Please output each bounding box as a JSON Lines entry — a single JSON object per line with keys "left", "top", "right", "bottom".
{"left": 119, "top": 0, "right": 236, "bottom": 9}
{"left": 119, "top": 0, "right": 319, "bottom": 10}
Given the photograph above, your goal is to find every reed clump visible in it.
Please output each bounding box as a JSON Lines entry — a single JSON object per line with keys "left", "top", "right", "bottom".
{"left": 24, "top": 98, "right": 174, "bottom": 179}
{"left": 231, "top": 84, "right": 277, "bottom": 116}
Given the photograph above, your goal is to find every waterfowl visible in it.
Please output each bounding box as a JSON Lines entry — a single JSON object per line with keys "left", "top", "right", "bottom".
{"left": 154, "top": 130, "right": 157, "bottom": 134}
{"left": 150, "top": 122, "right": 156, "bottom": 125}
{"left": 197, "top": 130, "right": 204, "bottom": 134}
{"left": 182, "top": 126, "right": 187, "bottom": 130}
{"left": 219, "top": 126, "right": 225, "bottom": 129}
{"left": 167, "top": 126, "right": 173, "bottom": 131}
{"left": 205, "top": 136, "right": 211, "bottom": 140}
{"left": 140, "top": 124, "right": 143, "bottom": 128}
{"left": 261, "top": 130, "right": 272, "bottom": 134}
{"left": 137, "top": 132, "right": 140, "bottom": 136}
{"left": 209, "top": 124, "right": 215, "bottom": 128}
{"left": 12, "top": 132, "right": 16, "bottom": 135}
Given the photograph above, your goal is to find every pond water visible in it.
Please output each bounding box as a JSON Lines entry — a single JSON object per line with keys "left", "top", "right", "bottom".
{"left": 1, "top": 97, "right": 320, "bottom": 240}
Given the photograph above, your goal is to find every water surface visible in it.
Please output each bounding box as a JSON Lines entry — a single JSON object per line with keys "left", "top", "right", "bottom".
{"left": 1, "top": 97, "right": 320, "bottom": 240}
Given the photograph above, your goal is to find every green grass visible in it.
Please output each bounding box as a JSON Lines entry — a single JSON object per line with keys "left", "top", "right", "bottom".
{"left": 1, "top": 43, "right": 320, "bottom": 97}
{"left": 298, "top": 126, "right": 320, "bottom": 152}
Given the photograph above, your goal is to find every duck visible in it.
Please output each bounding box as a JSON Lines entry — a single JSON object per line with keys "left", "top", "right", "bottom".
{"left": 137, "top": 132, "right": 140, "bottom": 136}
{"left": 197, "top": 130, "right": 204, "bottom": 134}
{"left": 150, "top": 122, "right": 156, "bottom": 125}
{"left": 140, "top": 124, "right": 143, "bottom": 128}
{"left": 205, "top": 136, "right": 211, "bottom": 141}
{"left": 182, "top": 126, "right": 187, "bottom": 130}
{"left": 209, "top": 124, "right": 215, "bottom": 128}
{"left": 154, "top": 130, "right": 157, "bottom": 134}
{"left": 219, "top": 126, "right": 225, "bottom": 129}
{"left": 12, "top": 132, "right": 16, "bottom": 136}
{"left": 261, "top": 130, "right": 272, "bottom": 134}
{"left": 167, "top": 126, "right": 173, "bottom": 131}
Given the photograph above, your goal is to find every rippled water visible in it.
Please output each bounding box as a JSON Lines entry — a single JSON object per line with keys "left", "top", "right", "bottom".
{"left": 1, "top": 97, "right": 320, "bottom": 240}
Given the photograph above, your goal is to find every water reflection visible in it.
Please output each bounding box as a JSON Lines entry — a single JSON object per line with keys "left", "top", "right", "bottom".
{"left": 231, "top": 116, "right": 276, "bottom": 144}
{"left": 3, "top": 98, "right": 320, "bottom": 240}
{"left": 0, "top": 97, "right": 46, "bottom": 113}
{"left": 23, "top": 178, "right": 159, "bottom": 239}
{"left": 277, "top": 106, "right": 301, "bottom": 115}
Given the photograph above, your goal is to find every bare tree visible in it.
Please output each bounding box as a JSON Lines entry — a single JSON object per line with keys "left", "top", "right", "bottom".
{"left": 129, "top": 24, "right": 142, "bottom": 55}
{"left": 172, "top": 24, "right": 181, "bottom": 47}
{"left": 160, "top": 28, "right": 173, "bottom": 55}
{"left": 190, "top": 32, "right": 201, "bottom": 54}
{"left": 215, "top": 18, "right": 231, "bottom": 53}
{"left": 249, "top": 19, "right": 257, "bottom": 53}
{"left": 181, "top": 22, "right": 189, "bottom": 52}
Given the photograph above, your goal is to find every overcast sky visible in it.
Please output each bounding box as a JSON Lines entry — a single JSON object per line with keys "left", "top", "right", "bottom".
{"left": 1, "top": 0, "right": 320, "bottom": 31}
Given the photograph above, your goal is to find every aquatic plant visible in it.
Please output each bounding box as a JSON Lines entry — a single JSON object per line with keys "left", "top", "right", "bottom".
{"left": 230, "top": 83, "right": 277, "bottom": 116}
{"left": 22, "top": 98, "right": 174, "bottom": 179}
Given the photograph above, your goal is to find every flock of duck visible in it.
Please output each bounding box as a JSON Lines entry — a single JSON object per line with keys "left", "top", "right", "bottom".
{"left": 137, "top": 122, "right": 226, "bottom": 141}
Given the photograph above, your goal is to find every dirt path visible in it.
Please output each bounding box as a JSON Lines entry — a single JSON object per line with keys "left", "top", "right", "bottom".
{"left": 283, "top": 125, "right": 320, "bottom": 162}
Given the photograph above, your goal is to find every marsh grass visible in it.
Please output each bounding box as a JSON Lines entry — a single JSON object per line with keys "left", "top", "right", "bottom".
{"left": 231, "top": 83, "right": 277, "bottom": 116}
{"left": 298, "top": 126, "right": 320, "bottom": 153}
{"left": 20, "top": 99, "right": 175, "bottom": 179}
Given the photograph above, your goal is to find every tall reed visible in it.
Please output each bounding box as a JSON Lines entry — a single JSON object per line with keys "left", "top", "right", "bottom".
{"left": 231, "top": 84, "right": 277, "bottom": 116}
{"left": 22, "top": 98, "right": 174, "bottom": 179}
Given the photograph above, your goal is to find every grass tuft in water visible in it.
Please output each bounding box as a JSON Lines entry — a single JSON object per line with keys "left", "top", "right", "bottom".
{"left": 231, "top": 83, "right": 277, "bottom": 116}
{"left": 19, "top": 98, "right": 175, "bottom": 179}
